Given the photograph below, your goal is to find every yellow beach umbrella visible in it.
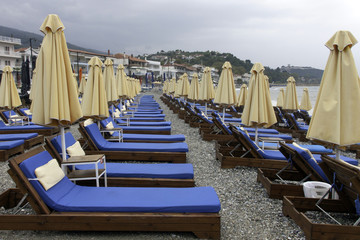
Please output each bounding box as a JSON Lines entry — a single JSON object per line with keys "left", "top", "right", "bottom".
{"left": 241, "top": 63, "right": 277, "bottom": 143}
{"left": 135, "top": 79, "right": 141, "bottom": 95}
{"left": 283, "top": 76, "right": 299, "bottom": 110}
{"left": 168, "top": 77, "right": 176, "bottom": 94}
{"left": 199, "top": 67, "right": 215, "bottom": 114}
{"left": 0, "top": 66, "right": 21, "bottom": 109}
{"left": 179, "top": 73, "right": 190, "bottom": 98}
{"left": 299, "top": 88, "right": 312, "bottom": 111}
{"left": 236, "top": 84, "right": 247, "bottom": 107}
{"left": 307, "top": 30, "right": 360, "bottom": 157}
{"left": 116, "top": 64, "right": 129, "bottom": 99}
{"left": 276, "top": 88, "right": 285, "bottom": 108}
{"left": 214, "top": 61, "right": 237, "bottom": 120}
{"left": 78, "top": 74, "right": 86, "bottom": 95}
{"left": 82, "top": 56, "right": 108, "bottom": 119}
{"left": 103, "top": 58, "right": 118, "bottom": 103}
{"left": 127, "top": 77, "right": 136, "bottom": 99}
{"left": 264, "top": 75, "right": 270, "bottom": 89}
{"left": 163, "top": 80, "right": 169, "bottom": 94}
{"left": 174, "top": 76, "right": 182, "bottom": 98}
{"left": 188, "top": 73, "right": 199, "bottom": 101}
{"left": 29, "top": 68, "right": 36, "bottom": 101}
{"left": 30, "top": 14, "right": 83, "bottom": 161}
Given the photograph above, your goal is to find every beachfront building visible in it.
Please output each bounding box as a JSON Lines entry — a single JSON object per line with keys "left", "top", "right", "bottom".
{"left": 0, "top": 35, "right": 21, "bottom": 73}
{"left": 146, "top": 59, "right": 162, "bottom": 78}
{"left": 162, "top": 63, "right": 196, "bottom": 80}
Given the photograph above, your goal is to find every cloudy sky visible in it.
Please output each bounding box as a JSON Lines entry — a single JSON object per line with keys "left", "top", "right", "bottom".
{"left": 1, "top": 0, "right": 360, "bottom": 70}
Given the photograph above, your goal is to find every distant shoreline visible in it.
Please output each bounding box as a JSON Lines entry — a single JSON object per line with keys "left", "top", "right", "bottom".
{"left": 269, "top": 83, "right": 320, "bottom": 87}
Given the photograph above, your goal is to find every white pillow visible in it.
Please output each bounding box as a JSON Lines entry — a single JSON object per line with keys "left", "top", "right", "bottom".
{"left": 66, "top": 141, "right": 85, "bottom": 157}
{"left": 24, "top": 109, "right": 32, "bottom": 115}
{"left": 34, "top": 159, "right": 65, "bottom": 191}
{"left": 106, "top": 121, "right": 115, "bottom": 135}
{"left": 84, "top": 118, "right": 94, "bottom": 126}
{"left": 9, "top": 113, "right": 19, "bottom": 118}
{"left": 114, "top": 109, "right": 121, "bottom": 118}
{"left": 121, "top": 105, "right": 126, "bottom": 111}
{"left": 292, "top": 142, "right": 315, "bottom": 161}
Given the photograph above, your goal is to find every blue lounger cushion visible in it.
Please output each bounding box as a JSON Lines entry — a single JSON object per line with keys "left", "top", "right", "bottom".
{"left": 0, "top": 133, "right": 38, "bottom": 141}
{"left": 224, "top": 118, "right": 242, "bottom": 123}
{"left": 20, "top": 151, "right": 220, "bottom": 213}
{"left": 261, "top": 142, "right": 333, "bottom": 154}
{"left": 119, "top": 126, "right": 171, "bottom": 131}
{"left": 122, "top": 133, "right": 185, "bottom": 142}
{"left": 76, "top": 163, "right": 194, "bottom": 179}
{"left": 85, "top": 123, "right": 188, "bottom": 152}
{"left": 115, "top": 119, "right": 171, "bottom": 126}
{"left": 247, "top": 132, "right": 292, "bottom": 141}
{"left": 243, "top": 128, "right": 279, "bottom": 134}
{"left": 120, "top": 117, "right": 165, "bottom": 121}
{"left": 0, "top": 140, "right": 24, "bottom": 150}
{"left": 124, "top": 113, "right": 166, "bottom": 117}
{"left": 312, "top": 154, "right": 358, "bottom": 166}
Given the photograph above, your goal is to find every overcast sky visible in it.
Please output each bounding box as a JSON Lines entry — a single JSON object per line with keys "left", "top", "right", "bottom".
{"left": 2, "top": 0, "right": 360, "bottom": 70}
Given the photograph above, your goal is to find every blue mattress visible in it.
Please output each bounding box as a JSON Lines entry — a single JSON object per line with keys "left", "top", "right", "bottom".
{"left": 115, "top": 119, "right": 171, "bottom": 126}
{"left": 122, "top": 134, "right": 185, "bottom": 141}
{"left": 247, "top": 132, "right": 293, "bottom": 141}
{"left": 260, "top": 142, "right": 333, "bottom": 154}
{"left": 0, "top": 125, "right": 52, "bottom": 130}
{"left": 243, "top": 128, "right": 279, "bottom": 134}
{"left": 120, "top": 117, "right": 165, "bottom": 121}
{"left": 0, "top": 133, "right": 38, "bottom": 141}
{"left": 19, "top": 151, "right": 220, "bottom": 213}
{"left": 85, "top": 124, "right": 188, "bottom": 152}
{"left": 120, "top": 126, "right": 171, "bottom": 131}
{"left": 124, "top": 113, "right": 166, "bottom": 118}
{"left": 76, "top": 163, "right": 194, "bottom": 179}
{"left": 260, "top": 150, "right": 287, "bottom": 160}
{"left": 0, "top": 140, "right": 24, "bottom": 150}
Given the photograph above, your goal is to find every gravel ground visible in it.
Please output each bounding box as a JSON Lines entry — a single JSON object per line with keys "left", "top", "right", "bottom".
{"left": 3, "top": 90, "right": 357, "bottom": 239}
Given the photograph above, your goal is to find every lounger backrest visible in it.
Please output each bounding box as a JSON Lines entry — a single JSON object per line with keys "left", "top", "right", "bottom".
{"left": 229, "top": 125, "right": 263, "bottom": 158}
{"left": 212, "top": 113, "right": 232, "bottom": 135}
{"left": 84, "top": 123, "right": 108, "bottom": 149}
{"left": 0, "top": 120, "right": 5, "bottom": 127}
{"left": 50, "top": 132, "right": 77, "bottom": 160}
{"left": 3, "top": 110, "right": 19, "bottom": 119}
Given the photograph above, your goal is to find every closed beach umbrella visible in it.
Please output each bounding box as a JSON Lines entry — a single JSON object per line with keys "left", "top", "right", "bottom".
{"left": 307, "top": 30, "right": 360, "bottom": 158}
{"left": 82, "top": 56, "right": 109, "bottom": 119}
{"left": 188, "top": 73, "right": 199, "bottom": 101}
{"left": 199, "top": 67, "right": 215, "bottom": 114}
{"left": 236, "top": 84, "right": 247, "bottom": 107}
{"left": 116, "top": 64, "right": 129, "bottom": 99}
{"left": 264, "top": 75, "right": 270, "bottom": 89}
{"left": 276, "top": 88, "right": 285, "bottom": 107}
{"left": 241, "top": 63, "right": 277, "bottom": 143}
{"left": 214, "top": 61, "right": 237, "bottom": 120}
{"left": 31, "top": 14, "right": 83, "bottom": 161}
{"left": 283, "top": 76, "right": 299, "bottom": 110}
{"left": 174, "top": 76, "right": 182, "bottom": 98}
{"left": 163, "top": 79, "right": 169, "bottom": 94}
{"left": 179, "top": 73, "right": 190, "bottom": 98}
{"left": 168, "top": 77, "right": 176, "bottom": 94}
{"left": 78, "top": 74, "right": 86, "bottom": 95}
{"left": 29, "top": 68, "right": 37, "bottom": 102}
{"left": 127, "top": 77, "right": 136, "bottom": 99}
{"left": 299, "top": 88, "right": 312, "bottom": 111}
{"left": 103, "top": 58, "right": 118, "bottom": 103}
{"left": 0, "top": 66, "right": 22, "bottom": 109}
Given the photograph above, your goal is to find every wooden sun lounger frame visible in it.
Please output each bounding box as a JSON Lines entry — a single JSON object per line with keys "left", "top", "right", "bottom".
{"left": 0, "top": 147, "right": 220, "bottom": 239}
{"left": 256, "top": 142, "right": 329, "bottom": 199}
{"left": 78, "top": 123, "right": 187, "bottom": 163}
{"left": 216, "top": 125, "right": 289, "bottom": 169}
{"left": 282, "top": 155, "right": 360, "bottom": 239}
{"left": 44, "top": 136, "right": 194, "bottom": 188}
{"left": 0, "top": 142, "right": 24, "bottom": 162}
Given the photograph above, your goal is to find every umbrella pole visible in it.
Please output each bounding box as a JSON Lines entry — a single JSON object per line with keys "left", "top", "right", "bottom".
{"left": 255, "top": 126, "right": 259, "bottom": 145}
{"left": 222, "top": 108, "right": 225, "bottom": 122}
{"left": 335, "top": 147, "right": 340, "bottom": 160}
{"left": 205, "top": 102, "right": 207, "bottom": 116}
{"left": 60, "top": 126, "right": 66, "bottom": 162}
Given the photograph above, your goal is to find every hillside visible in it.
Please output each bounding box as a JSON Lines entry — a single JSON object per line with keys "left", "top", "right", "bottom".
{"left": 148, "top": 50, "right": 322, "bottom": 84}
{"left": 0, "top": 25, "right": 105, "bottom": 54}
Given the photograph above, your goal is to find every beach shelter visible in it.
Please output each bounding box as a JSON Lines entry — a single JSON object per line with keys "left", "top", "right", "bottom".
{"left": 264, "top": 75, "right": 270, "bottom": 89}
{"left": 199, "top": 67, "right": 215, "bottom": 115}
{"left": 299, "top": 88, "right": 312, "bottom": 111}
{"left": 163, "top": 79, "right": 169, "bottom": 94}
{"left": 174, "top": 76, "right": 182, "bottom": 98}
{"left": 214, "top": 61, "right": 237, "bottom": 120}
{"left": 78, "top": 74, "right": 86, "bottom": 95}
{"left": 241, "top": 63, "right": 277, "bottom": 143}
{"left": 179, "top": 73, "right": 190, "bottom": 99}
{"left": 306, "top": 30, "right": 360, "bottom": 158}
{"left": 116, "top": 64, "right": 129, "bottom": 99}
{"left": 0, "top": 66, "right": 22, "bottom": 111}
{"left": 82, "top": 56, "right": 108, "bottom": 119}
{"left": 188, "top": 73, "right": 199, "bottom": 101}
{"left": 168, "top": 77, "right": 176, "bottom": 94}
{"left": 30, "top": 14, "right": 83, "bottom": 161}
{"left": 276, "top": 88, "right": 285, "bottom": 108}
{"left": 103, "top": 58, "right": 118, "bottom": 103}
{"left": 236, "top": 84, "right": 247, "bottom": 107}
{"left": 283, "top": 76, "right": 299, "bottom": 110}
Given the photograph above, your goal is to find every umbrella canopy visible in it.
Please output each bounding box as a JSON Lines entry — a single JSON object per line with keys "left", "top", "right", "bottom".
{"left": 236, "top": 84, "right": 247, "bottom": 107}
{"left": 214, "top": 62, "right": 237, "bottom": 105}
{"left": 31, "top": 14, "right": 82, "bottom": 126}
{"left": 168, "top": 77, "right": 176, "bottom": 94}
{"left": 179, "top": 73, "right": 190, "bottom": 97}
{"left": 0, "top": 66, "right": 22, "bottom": 109}
{"left": 20, "top": 60, "right": 30, "bottom": 96}
{"left": 82, "top": 56, "right": 108, "bottom": 119}
{"left": 103, "top": 58, "right": 118, "bottom": 103}
{"left": 174, "top": 76, "right": 182, "bottom": 98}
{"left": 188, "top": 73, "right": 199, "bottom": 100}
{"left": 78, "top": 74, "right": 86, "bottom": 94}
{"left": 283, "top": 76, "right": 299, "bottom": 110}
{"left": 299, "top": 88, "right": 312, "bottom": 111}
{"left": 163, "top": 80, "right": 169, "bottom": 94}
{"left": 264, "top": 75, "right": 270, "bottom": 89}
{"left": 116, "top": 64, "right": 129, "bottom": 99}
{"left": 241, "top": 63, "right": 277, "bottom": 128}
{"left": 29, "top": 68, "right": 37, "bottom": 101}
{"left": 276, "top": 88, "right": 285, "bottom": 107}
{"left": 307, "top": 30, "right": 360, "bottom": 147}
{"left": 127, "top": 77, "right": 136, "bottom": 99}
{"left": 199, "top": 67, "right": 215, "bottom": 101}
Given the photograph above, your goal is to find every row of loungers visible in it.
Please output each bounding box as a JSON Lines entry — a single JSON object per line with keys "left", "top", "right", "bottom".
{"left": 0, "top": 94, "right": 222, "bottom": 239}
{"left": 161, "top": 93, "right": 360, "bottom": 239}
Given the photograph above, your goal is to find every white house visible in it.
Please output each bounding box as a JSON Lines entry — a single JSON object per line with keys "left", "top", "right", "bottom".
{"left": 0, "top": 35, "right": 21, "bottom": 72}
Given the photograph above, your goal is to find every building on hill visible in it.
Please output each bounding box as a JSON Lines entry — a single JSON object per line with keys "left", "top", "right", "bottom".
{"left": 162, "top": 63, "right": 196, "bottom": 80}
{"left": 0, "top": 35, "right": 21, "bottom": 73}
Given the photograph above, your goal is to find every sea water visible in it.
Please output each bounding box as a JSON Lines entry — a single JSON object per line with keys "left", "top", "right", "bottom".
{"left": 236, "top": 85, "right": 320, "bottom": 115}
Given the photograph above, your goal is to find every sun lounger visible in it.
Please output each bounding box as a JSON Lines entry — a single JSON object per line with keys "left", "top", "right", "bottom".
{"left": 0, "top": 139, "right": 24, "bottom": 161}
{"left": 79, "top": 123, "right": 188, "bottom": 162}
{"left": 17, "top": 107, "right": 32, "bottom": 120}
{"left": 0, "top": 110, "right": 30, "bottom": 125}
{"left": 115, "top": 118, "right": 171, "bottom": 126}
{"left": 0, "top": 133, "right": 43, "bottom": 149}
{"left": 282, "top": 155, "right": 360, "bottom": 239}
{"left": 45, "top": 132, "right": 194, "bottom": 187}
{"left": 0, "top": 120, "right": 59, "bottom": 136}
{"left": 0, "top": 147, "right": 221, "bottom": 238}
